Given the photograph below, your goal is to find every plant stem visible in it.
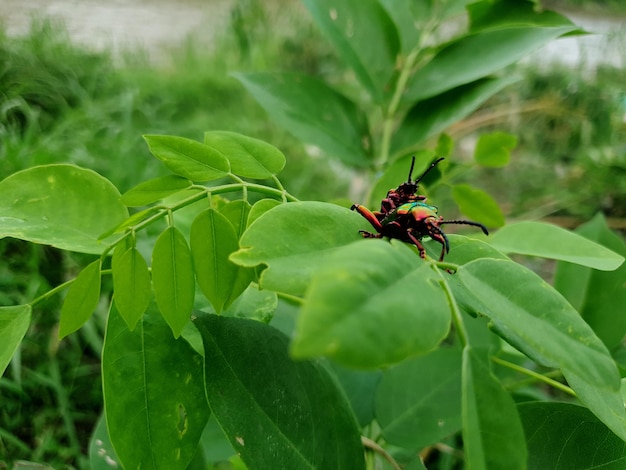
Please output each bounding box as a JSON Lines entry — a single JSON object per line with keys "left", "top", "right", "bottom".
{"left": 29, "top": 278, "right": 75, "bottom": 308}
{"left": 437, "top": 270, "right": 468, "bottom": 348}
{"left": 491, "top": 356, "right": 577, "bottom": 397}
{"left": 361, "top": 436, "right": 403, "bottom": 470}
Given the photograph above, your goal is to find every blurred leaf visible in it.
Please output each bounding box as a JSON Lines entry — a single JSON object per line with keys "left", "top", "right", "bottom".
{"left": 0, "top": 304, "right": 31, "bottom": 377}
{"left": 394, "top": 77, "right": 519, "bottom": 153}
{"left": 103, "top": 303, "right": 209, "bottom": 470}
{"left": 404, "top": 25, "right": 577, "bottom": 102}
{"left": 367, "top": 152, "right": 435, "bottom": 209}
{"left": 462, "top": 347, "right": 527, "bottom": 469}
{"left": 195, "top": 314, "right": 364, "bottom": 470}
{"left": 89, "top": 414, "right": 120, "bottom": 470}
{"left": 458, "top": 259, "right": 620, "bottom": 393}
{"left": 103, "top": 206, "right": 162, "bottom": 238}
{"left": 231, "top": 202, "right": 368, "bottom": 297}
{"left": 554, "top": 214, "right": 626, "bottom": 350}
{"left": 112, "top": 247, "right": 151, "bottom": 330}
{"left": 468, "top": 0, "right": 577, "bottom": 33}
{"left": 203, "top": 131, "right": 285, "bottom": 179}
{"left": 190, "top": 209, "right": 250, "bottom": 313}
{"left": 490, "top": 221, "right": 625, "bottom": 270}
{"left": 452, "top": 183, "right": 505, "bottom": 228}
{"left": 59, "top": 259, "right": 101, "bottom": 338}
{"left": 144, "top": 135, "right": 230, "bottom": 182}
{"left": 233, "top": 72, "right": 371, "bottom": 167}
{"left": 436, "top": 133, "right": 454, "bottom": 158}
{"left": 0, "top": 164, "right": 128, "bottom": 254}
{"left": 474, "top": 132, "right": 517, "bottom": 167}
{"left": 519, "top": 402, "right": 626, "bottom": 469}
{"left": 376, "top": 348, "right": 462, "bottom": 450}
{"left": 152, "top": 227, "right": 195, "bottom": 337}
{"left": 562, "top": 370, "right": 626, "bottom": 442}
{"left": 220, "top": 200, "right": 252, "bottom": 239}
{"left": 328, "top": 363, "right": 381, "bottom": 428}
{"left": 223, "top": 286, "right": 277, "bottom": 323}
{"left": 121, "top": 175, "right": 191, "bottom": 207}
{"left": 291, "top": 240, "right": 450, "bottom": 368}
{"left": 247, "top": 199, "right": 282, "bottom": 227}
{"left": 302, "top": 0, "right": 399, "bottom": 101}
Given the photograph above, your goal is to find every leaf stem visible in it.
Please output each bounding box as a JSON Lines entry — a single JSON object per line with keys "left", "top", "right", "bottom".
{"left": 29, "top": 279, "right": 75, "bottom": 308}
{"left": 491, "top": 356, "right": 577, "bottom": 397}
{"left": 361, "top": 436, "right": 402, "bottom": 470}
{"left": 437, "top": 270, "right": 468, "bottom": 348}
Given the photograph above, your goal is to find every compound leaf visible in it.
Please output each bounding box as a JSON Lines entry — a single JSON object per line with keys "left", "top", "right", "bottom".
{"left": 152, "top": 227, "right": 194, "bottom": 337}
{"left": 121, "top": 175, "right": 191, "bottom": 207}
{"left": 376, "top": 348, "right": 462, "bottom": 450}
{"left": 59, "top": 259, "right": 102, "bottom": 338}
{"left": 203, "top": 131, "right": 285, "bottom": 179}
{"left": 0, "top": 305, "right": 31, "bottom": 377}
{"left": 292, "top": 240, "right": 450, "bottom": 368}
{"left": 233, "top": 72, "right": 371, "bottom": 167}
{"left": 144, "top": 135, "right": 230, "bottom": 182}
{"left": 490, "top": 221, "right": 624, "bottom": 270}
{"left": 0, "top": 164, "right": 128, "bottom": 254}
{"left": 112, "top": 247, "right": 152, "bottom": 330}
{"left": 195, "top": 314, "right": 364, "bottom": 470}
{"left": 103, "top": 303, "right": 209, "bottom": 470}
{"left": 231, "top": 202, "right": 369, "bottom": 297}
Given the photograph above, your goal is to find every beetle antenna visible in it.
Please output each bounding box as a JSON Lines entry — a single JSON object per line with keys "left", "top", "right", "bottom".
{"left": 440, "top": 220, "right": 489, "bottom": 236}
{"left": 414, "top": 157, "right": 445, "bottom": 185}
{"left": 406, "top": 156, "right": 416, "bottom": 182}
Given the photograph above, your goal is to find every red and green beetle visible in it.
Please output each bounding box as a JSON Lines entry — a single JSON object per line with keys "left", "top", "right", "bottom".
{"left": 351, "top": 157, "right": 488, "bottom": 261}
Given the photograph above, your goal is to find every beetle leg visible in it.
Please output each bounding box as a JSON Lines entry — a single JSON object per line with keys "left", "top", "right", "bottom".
{"left": 425, "top": 220, "right": 450, "bottom": 261}
{"left": 351, "top": 204, "right": 383, "bottom": 232}
{"left": 358, "top": 230, "right": 383, "bottom": 239}
{"left": 406, "top": 229, "right": 427, "bottom": 259}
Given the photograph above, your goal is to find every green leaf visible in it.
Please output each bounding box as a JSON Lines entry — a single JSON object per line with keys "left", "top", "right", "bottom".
{"left": 0, "top": 305, "right": 31, "bottom": 377}
{"left": 562, "top": 369, "right": 626, "bottom": 443}
{"left": 376, "top": 348, "right": 462, "bottom": 450}
{"left": 121, "top": 175, "right": 191, "bottom": 207}
{"left": 233, "top": 72, "right": 371, "bottom": 167}
{"left": 144, "top": 135, "right": 230, "bottom": 182}
{"left": 301, "top": 0, "right": 399, "bottom": 101}
{"left": 468, "top": 0, "right": 577, "bottom": 33}
{"left": 220, "top": 200, "right": 252, "bottom": 239}
{"left": 112, "top": 247, "right": 151, "bottom": 330}
{"left": 203, "top": 131, "right": 285, "bottom": 179}
{"left": 89, "top": 414, "right": 120, "bottom": 469}
{"left": 474, "top": 132, "right": 517, "bottom": 167}
{"left": 462, "top": 347, "right": 527, "bottom": 470}
{"left": 231, "top": 202, "right": 369, "bottom": 297}
{"left": 292, "top": 240, "right": 450, "bottom": 368}
{"left": 554, "top": 214, "right": 626, "bottom": 350}
{"left": 152, "top": 227, "right": 195, "bottom": 337}
{"left": 458, "top": 259, "right": 620, "bottom": 392}
{"left": 490, "top": 221, "right": 625, "bottom": 270}
{"left": 452, "top": 183, "right": 505, "bottom": 228}
{"left": 247, "top": 199, "right": 282, "bottom": 227}
{"left": 103, "top": 303, "right": 210, "bottom": 470}
{"left": 195, "top": 314, "right": 365, "bottom": 470}
{"left": 404, "top": 25, "right": 577, "bottom": 102}
{"left": 223, "top": 286, "right": 277, "bottom": 323}
{"left": 393, "top": 76, "right": 519, "bottom": 153}
{"left": 190, "top": 209, "right": 250, "bottom": 313}
{"left": 328, "top": 363, "right": 381, "bottom": 428}
{"left": 0, "top": 164, "right": 128, "bottom": 254}
{"left": 59, "top": 259, "right": 102, "bottom": 338}
{"left": 519, "top": 402, "right": 626, "bottom": 469}
{"left": 102, "top": 206, "right": 162, "bottom": 238}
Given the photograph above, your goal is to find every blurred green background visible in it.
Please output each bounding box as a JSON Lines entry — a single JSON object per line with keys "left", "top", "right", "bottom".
{"left": 0, "top": 0, "right": 625, "bottom": 467}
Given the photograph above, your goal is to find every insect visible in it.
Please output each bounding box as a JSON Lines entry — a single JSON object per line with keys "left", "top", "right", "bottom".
{"left": 351, "top": 157, "right": 489, "bottom": 261}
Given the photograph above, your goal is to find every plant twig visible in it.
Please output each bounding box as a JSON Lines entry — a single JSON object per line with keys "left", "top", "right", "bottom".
{"left": 361, "top": 436, "right": 403, "bottom": 470}
{"left": 491, "top": 356, "right": 576, "bottom": 397}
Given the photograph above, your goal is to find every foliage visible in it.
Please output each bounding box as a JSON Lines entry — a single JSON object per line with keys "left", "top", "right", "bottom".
{"left": 1, "top": 1, "right": 626, "bottom": 469}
